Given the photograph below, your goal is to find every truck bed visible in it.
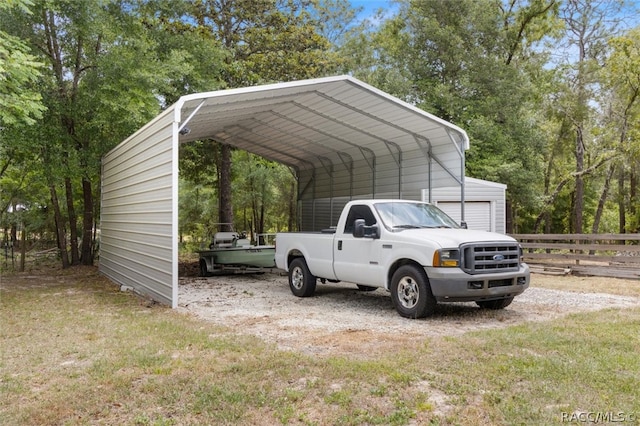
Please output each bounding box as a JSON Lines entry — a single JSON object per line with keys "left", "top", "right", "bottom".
{"left": 274, "top": 231, "right": 337, "bottom": 279}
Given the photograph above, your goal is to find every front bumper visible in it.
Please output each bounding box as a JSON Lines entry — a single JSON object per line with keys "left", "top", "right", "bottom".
{"left": 424, "top": 264, "right": 530, "bottom": 303}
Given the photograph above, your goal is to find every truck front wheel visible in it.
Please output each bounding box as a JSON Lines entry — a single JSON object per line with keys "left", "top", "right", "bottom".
{"left": 390, "top": 265, "right": 436, "bottom": 318}
{"left": 289, "top": 257, "right": 316, "bottom": 297}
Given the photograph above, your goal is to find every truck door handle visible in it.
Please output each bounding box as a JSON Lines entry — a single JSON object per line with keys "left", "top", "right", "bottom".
{"left": 338, "top": 240, "right": 343, "bottom": 250}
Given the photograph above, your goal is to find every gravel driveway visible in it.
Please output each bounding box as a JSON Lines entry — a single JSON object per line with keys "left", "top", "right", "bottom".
{"left": 178, "top": 272, "right": 640, "bottom": 357}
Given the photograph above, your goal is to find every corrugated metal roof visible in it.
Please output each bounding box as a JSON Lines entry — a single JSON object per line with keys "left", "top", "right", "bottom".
{"left": 174, "top": 75, "right": 469, "bottom": 172}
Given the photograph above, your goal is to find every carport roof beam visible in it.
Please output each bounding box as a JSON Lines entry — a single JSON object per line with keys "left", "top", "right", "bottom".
{"left": 245, "top": 117, "right": 355, "bottom": 172}
{"left": 267, "top": 109, "right": 377, "bottom": 168}
{"left": 215, "top": 130, "right": 316, "bottom": 171}
{"left": 178, "top": 99, "right": 205, "bottom": 134}
{"left": 290, "top": 100, "right": 403, "bottom": 167}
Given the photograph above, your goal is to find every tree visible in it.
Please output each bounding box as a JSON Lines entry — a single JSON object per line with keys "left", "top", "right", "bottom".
{"left": 551, "top": 0, "right": 627, "bottom": 233}
{"left": 309, "top": 0, "right": 361, "bottom": 47}
{"left": 338, "top": 9, "right": 415, "bottom": 99}
{"left": 2, "top": 0, "right": 224, "bottom": 267}
{"left": 601, "top": 27, "right": 640, "bottom": 233}
{"left": 0, "top": 0, "right": 45, "bottom": 129}
{"left": 233, "top": 151, "right": 296, "bottom": 239}
{"left": 344, "top": 0, "right": 559, "bottom": 232}
{"left": 27, "top": 1, "right": 167, "bottom": 264}
{"left": 186, "top": 0, "right": 343, "bottom": 231}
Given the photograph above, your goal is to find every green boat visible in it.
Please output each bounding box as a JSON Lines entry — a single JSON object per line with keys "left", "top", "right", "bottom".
{"left": 198, "top": 229, "right": 275, "bottom": 276}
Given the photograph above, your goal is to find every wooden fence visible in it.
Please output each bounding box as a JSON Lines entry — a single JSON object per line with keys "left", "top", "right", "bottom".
{"left": 510, "top": 233, "right": 640, "bottom": 279}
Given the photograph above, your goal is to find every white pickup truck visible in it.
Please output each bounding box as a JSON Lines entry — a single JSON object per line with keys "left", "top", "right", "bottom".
{"left": 275, "top": 199, "right": 530, "bottom": 318}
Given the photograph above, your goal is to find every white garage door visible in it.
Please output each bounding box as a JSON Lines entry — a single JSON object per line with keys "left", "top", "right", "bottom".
{"left": 436, "top": 201, "right": 492, "bottom": 232}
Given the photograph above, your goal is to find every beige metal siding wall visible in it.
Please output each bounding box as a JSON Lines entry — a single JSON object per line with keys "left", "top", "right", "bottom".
{"left": 100, "top": 108, "right": 178, "bottom": 307}
{"left": 297, "top": 146, "right": 464, "bottom": 230}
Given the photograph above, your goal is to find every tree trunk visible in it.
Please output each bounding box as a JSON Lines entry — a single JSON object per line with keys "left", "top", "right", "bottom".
{"left": 50, "top": 184, "right": 70, "bottom": 268}
{"left": 19, "top": 222, "right": 26, "bottom": 272}
{"left": 251, "top": 194, "right": 258, "bottom": 242}
{"left": 630, "top": 170, "right": 637, "bottom": 225}
{"left": 65, "top": 176, "right": 80, "bottom": 265}
{"left": 218, "top": 143, "right": 234, "bottom": 231}
{"left": 81, "top": 177, "right": 94, "bottom": 265}
{"left": 534, "top": 179, "right": 569, "bottom": 233}
{"left": 592, "top": 164, "right": 615, "bottom": 234}
{"left": 505, "top": 200, "right": 513, "bottom": 234}
{"left": 10, "top": 220, "right": 17, "bottom": 246}
{"left": 534, "top": 131, "right": 563, "bottom": 234}
{"left": 573, "top": 127, "right": 585, "bottom": 234}
{"left": 590, "top": 163, "right": 615, "bottom": 254}
{"left": 258, "top": 190, "right": 265, "bottom": 236}
{"left": 619, "top": 168, "right": 626, "bottom": 235}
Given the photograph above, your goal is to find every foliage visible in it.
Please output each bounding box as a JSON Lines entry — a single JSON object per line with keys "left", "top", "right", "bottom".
{"left": 344, "top": 0, "right": 559, "bottom": 230}
{"left": 2, "top": 0, "right": 639, "bottom": 270}
{"left": 0, "top": 0, "right": 45, "bottom": 128}
{"left": 189, "top": 0, "right": 342, "bottom": 86}
{"left": 178, "top": 178, "right": 217, "bottom": 250}
{"left": 178, "top": 146, "right": 296, "bottom": 246}
{"left": 0, "top": 0, "right": 226, "bottom": 267}
{"left": 603, "top": 27, "right": 640, "bottom": 232}
{"left": 0, "top": 32, "right": 45, "bottom": 128}
{"left": 181, "top": 0, "right": 346, "bottom": 231}
{"left": 343, "top": 0, "right": 639, "bottom": 234}
{"left": 232, "top": 151, "right": 297, "bottom": 236}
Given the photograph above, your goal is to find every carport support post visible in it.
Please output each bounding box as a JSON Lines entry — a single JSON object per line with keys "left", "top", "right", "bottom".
{"left": 460, "top": 142, "right": 465, "bottom": 223}
{"left": 446, "top": 128, "right": 466, "bottom": 223}
{"left": 171, "top": 112, "right": 180, "bottom": 308}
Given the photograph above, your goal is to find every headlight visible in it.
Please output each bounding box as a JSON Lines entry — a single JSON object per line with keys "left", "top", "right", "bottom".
{"left": 433, "top": 249, "right": 460, "bottom": 267}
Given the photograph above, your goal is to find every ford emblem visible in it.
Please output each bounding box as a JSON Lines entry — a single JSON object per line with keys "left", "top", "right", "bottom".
{"left": 493, "top": 254, "right": 505, "bottom": 261}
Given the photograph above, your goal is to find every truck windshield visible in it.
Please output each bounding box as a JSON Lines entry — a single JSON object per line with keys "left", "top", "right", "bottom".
{"left": 374, "top": 202, "right": 461, "bottom": 230}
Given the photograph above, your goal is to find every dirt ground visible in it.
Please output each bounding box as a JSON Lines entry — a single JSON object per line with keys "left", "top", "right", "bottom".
{"left": 178, "top": 269, "right": 640, "bottom": 358}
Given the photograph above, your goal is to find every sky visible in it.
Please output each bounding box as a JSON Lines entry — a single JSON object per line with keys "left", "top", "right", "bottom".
{"left": 350, "top": 0, "right": 398, "bottom": 22}
{"left": 349, "top": 0, "right": 640, "bottom": 29}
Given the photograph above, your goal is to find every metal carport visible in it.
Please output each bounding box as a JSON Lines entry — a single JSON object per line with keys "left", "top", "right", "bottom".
{"left": 100, "top": 75, "right": 469, "bottom": 308}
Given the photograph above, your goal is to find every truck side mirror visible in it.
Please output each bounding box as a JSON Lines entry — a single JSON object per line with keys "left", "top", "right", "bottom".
{"left": 460, "top": 221, "right": 468, "bottom": 229}
{"left": 353, "top": 219, "right": 380, "bottom": 239}
{"left": 353, "top": 219, "right": 366, "bottom": 238}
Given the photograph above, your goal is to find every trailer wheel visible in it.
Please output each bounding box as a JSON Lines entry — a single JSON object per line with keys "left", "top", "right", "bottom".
{"left": 288, "top": 257, "right": 316, "bottom": 297}
{"left": 199, "top": 259, "right": 210, "bottom": 277}
{"left": 390, "top": 265, "right": 436, "bottom": 318}
{"left": 476, "top": 297, "right": 514, "bottom": 310}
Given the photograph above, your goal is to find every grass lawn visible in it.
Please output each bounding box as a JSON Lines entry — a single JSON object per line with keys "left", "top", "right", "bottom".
{"left": 1, "top": 266, "right": 639, "bottom": 425}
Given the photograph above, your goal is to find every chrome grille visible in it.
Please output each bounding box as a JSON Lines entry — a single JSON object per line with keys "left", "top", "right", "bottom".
{"left": 461, "top": 243, "right": 520, "bottom": 274}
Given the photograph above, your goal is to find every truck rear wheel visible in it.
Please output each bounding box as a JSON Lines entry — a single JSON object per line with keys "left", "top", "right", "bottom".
{"left": 390, "top": 265, "right": 436, "bottom": 318}
{"left": 289, "top": 257, "right": 316, "bottom": 297}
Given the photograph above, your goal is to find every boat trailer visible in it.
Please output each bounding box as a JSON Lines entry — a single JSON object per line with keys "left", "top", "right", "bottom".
{"left": 197, "top": 228, "right": 278, "bottom": 276}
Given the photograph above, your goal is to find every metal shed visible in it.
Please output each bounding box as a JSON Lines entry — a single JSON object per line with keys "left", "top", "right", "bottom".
{"left": 423, "top": 177, "right": 507, "bottom": 233}
{"left": 100, "top": 75, "right": 469, "bottom": 307}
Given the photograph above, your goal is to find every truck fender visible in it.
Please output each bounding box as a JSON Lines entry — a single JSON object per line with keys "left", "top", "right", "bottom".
{"left": 386, "top": 258, "right": 429, "bottom": 291}
{"left": 285, "top": 249, "right": 305, "bottom": 270}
